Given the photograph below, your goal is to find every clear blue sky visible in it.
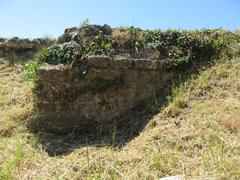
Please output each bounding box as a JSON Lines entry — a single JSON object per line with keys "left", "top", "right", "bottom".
{"left": 0, "top": 0, "right": 239, "bottom": 39}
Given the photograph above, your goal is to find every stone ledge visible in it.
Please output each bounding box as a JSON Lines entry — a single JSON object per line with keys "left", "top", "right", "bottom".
{"left": 38, "top": 56, "right": 168, "bottom": 72}
{"left": 29, "top": 55, "right": 173, "bottom": 131}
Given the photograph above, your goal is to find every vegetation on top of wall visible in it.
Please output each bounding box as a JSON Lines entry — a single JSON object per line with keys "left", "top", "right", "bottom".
{"left": 35, "top": 41, "right": 81, "bottom": 65}
{"left": 35, "top": 24, "right": 240, "bottom": 69}
{"left": 80, "top": 18, "right": 90, "bottom": 27}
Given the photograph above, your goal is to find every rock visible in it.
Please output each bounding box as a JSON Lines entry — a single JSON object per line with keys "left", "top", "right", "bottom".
{"left": 64, "top": 27, "right": 79, "bottom": 34}
{"left": 32, "top": 38, "right": 42, "bottom": 46}
{"left": 0, "top": 38, "right": 6, "bottom": 43}
{"left": 32, "top": 38, "right": 53, "bottom": 47}
{"left": 79, "top": 24, "right": 112, "bottom": 36}
{"left": 19, "top": 38, "right": 31, "bottom": 44}
{"left": 58, "top": 30, "right": 80, "bottom": 43}
{"left": 102, "top": 24, "right": 112, "bottom": 35}
{"left": 7, "top": 37, "right": 19, "bottom": 43}
{"left": 0, "top": 37, "right": 54, "bottom": 59}
{"left": 27, "top": 55, "right": 174, "bottom": 131}
{"left": 58, "top": 24, "right": 112, "bottom": 43}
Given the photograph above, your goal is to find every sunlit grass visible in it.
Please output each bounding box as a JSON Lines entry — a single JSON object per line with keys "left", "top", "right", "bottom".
{"left": 0, "top": 56, "right": 240, "bottom": 179}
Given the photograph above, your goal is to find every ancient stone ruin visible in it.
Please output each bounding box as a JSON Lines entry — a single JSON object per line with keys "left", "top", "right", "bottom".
{"left": 0, "top": 37, "right": 53, "bottom": 60}
{"left": 27, "top": 56, "right": 174, "bottom": 131}
{"left": 27, "top": 24, "right": 234, "bottom": 131}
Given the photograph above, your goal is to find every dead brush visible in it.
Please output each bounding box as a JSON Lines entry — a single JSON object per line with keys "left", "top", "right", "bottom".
{"left": 112, "top": 28, "right": 144, "bottom": 49}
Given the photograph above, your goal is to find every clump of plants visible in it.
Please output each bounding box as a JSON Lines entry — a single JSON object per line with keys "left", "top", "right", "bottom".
{"left": 35, "top": 24, "right": 240, "bottom": 69}
{"left": 35, "top": 41, "right": 82, "bottom": 64}
{"left": 112, "top": 26, "right": 145, "bottom": 51}
{"left": 23, "top": 63, "right": 39, "bottom": 81}
{"left": 81, "top": 34, "right": 113, "bottom": 58}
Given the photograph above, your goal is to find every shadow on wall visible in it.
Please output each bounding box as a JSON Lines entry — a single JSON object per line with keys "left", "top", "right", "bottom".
{"left": 34, "top": 92, "right": 169, "bottom": 156}
{"left": 33, "top": 61, "right": 208, "bottom": 157}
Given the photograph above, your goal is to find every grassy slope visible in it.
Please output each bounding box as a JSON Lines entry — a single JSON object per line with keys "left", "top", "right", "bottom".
{"left": 0, "top": 56, "right": 240, "bottom": 179}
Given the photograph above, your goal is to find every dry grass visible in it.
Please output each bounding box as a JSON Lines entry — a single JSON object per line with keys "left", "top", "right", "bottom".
{"left": 0, "top": 61, "right": 33, "bottom": 137}
{"left": 235, "top": 29, "right": 240, "bottom": 36}
{"left": 112, "top": 28, "right": 144, "bottom": 48}
{"left": 0, "top": 56, "right": 240, "bottom": 179}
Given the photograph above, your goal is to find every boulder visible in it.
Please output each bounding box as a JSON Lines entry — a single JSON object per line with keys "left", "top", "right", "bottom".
{"left": 58, "top": 24, "right": 112, "bottom": 43}
{"left": 79, "top": 24, "right": 112, "bottom": 36}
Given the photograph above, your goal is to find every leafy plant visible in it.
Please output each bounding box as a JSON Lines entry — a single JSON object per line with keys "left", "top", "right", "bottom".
{"left": 80, "top": 18, "right": 90, "bottom": 27}
{"left": 37, "top": 26, "right": 238, "bottom": 68}
{"left": 23, "top": 63, "right": 39, "bottom": 81}
{"left": 81, "top": 35, "right": 113, "bottom": 58}
{"left": 167, "top": 57, "right": 191, "bottom": 69}
{"left": 35, "top": 41, "right": 82, "bottom": 64}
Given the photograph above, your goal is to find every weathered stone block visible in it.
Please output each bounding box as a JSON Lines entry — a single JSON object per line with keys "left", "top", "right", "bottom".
{"left": 109, "top": 58, "right": 134, "bottom": 69}
{"left": 87, "top": 55, "right": 112, "bottom": 68}
{"left": 133, "top": 59, "right": 158, "bottom": 70}
{"left": 27, "top": 56, "right": 174, "bottom": 131}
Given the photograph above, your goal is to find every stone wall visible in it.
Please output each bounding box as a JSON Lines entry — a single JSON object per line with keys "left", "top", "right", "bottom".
{"left": 0, "top": 37, "right": 53, "bottom": 59}
{"left": 27, "top": 56, "right": 175, "bottom": 131}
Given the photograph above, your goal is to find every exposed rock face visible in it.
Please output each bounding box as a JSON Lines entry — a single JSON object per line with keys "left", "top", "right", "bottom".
{"left": 26, "top": 26, "right": 236, "bottom": 132}
{"left": 79, "top": 24, "right": 112, "bottom": 36}
{"left": 58, "top": 24, "right": 112, "bottom": 43}
{"left": 0, "top": 37, "right": 53, "bottom": 59}
{"left": 27, "top": 56, "right": 173, "bottom": 131}
{"left": 0, "top": 38, "right": 6, "bottom": 42}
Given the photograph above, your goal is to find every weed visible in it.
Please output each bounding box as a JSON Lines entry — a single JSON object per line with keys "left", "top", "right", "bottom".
{"left": 170, "top": 85, "right": 187, "bottom": 108}
{"left": 23, "top": 63, "right": 39, "bottom": 81}
{"left": 0, "top": 141, "right": 23, "bottom": 180}
{"left": 80, "top": 18, "right": 90, "bottom": 27}
{"left": 35, "top": 41, "right": 81, "bottom": 64}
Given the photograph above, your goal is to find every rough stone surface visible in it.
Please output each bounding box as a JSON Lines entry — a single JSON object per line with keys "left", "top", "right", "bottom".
{"left": 58, "top": 24, "right": 112, "bottom": 43}
{"left": 0, "top": 37, "right": 53, "bottom": 59}
{"left": 79, "top": 24, "right": 112, "bottom": 36}
{"left": 27, "top": 56, "right": 173, "bottom": 131}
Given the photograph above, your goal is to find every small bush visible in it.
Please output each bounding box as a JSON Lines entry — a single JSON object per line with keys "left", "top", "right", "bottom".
{"left": 80, "top": 18, "right": 90, "bottom": 27}
{"left": 35, "top": 41, "right": 82, "bottom": 64}
{"left": 82, "top": 34, "right": 113, "bottom": 58}
{"left": 23, "top": 63, "right": 39, "bottom": 81}
{"left": 0, "top": 141, "right": 24, "bottom": 179}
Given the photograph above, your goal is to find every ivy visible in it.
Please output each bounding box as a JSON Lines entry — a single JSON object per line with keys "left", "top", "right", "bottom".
{"left": 35, "top": 25, "right": 240, "bottom": 69}
{"left": 35, "top": 41, "right": 81, "bottom": 65}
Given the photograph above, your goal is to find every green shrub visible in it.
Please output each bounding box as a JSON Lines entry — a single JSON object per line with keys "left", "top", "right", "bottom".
{"left": 35, "top": 41, "right": 81, "bottom": 64}
{"left": 23, "top": 63, "right": 39, "bottom": 81}
{"left": 80, "top": 18, "right": 90, "bottom": 27}
{"left": 82, "top": 35, "right": 113, "bottom": 58}
{"left": 35, "top": 26, "right": 238, "bottom": 68}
